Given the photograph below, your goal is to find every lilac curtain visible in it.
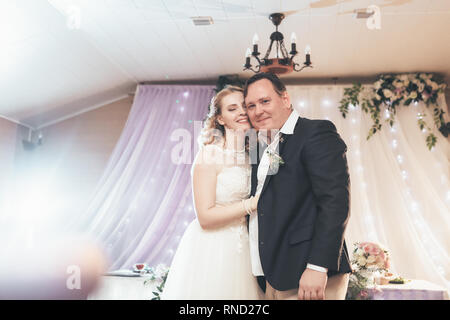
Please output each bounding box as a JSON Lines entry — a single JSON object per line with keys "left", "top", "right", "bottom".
{"left": 76, "top": 85, "right": 215, "bottom": 270}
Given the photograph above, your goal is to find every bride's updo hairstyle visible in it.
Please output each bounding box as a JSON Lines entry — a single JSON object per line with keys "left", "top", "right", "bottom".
{"left": 198, "top": 85, "right": 244, "bottom": 147}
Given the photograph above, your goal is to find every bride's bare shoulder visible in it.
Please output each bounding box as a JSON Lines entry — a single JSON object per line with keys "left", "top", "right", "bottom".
{"left": 192, "top": 143, "right": 225, "bottom": 174}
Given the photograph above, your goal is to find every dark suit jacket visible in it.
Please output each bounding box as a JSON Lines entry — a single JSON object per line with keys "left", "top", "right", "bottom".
{"left": 250, "top": 116, "right": 352, "bottom": 292}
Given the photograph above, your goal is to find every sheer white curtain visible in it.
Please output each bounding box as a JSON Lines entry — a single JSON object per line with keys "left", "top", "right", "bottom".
{"left": 287, "top": 85, "right": 450, "bottom": 289}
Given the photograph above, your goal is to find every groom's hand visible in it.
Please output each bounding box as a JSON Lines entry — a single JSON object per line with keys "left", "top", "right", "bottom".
{"left": 298, "top": 268, "right": 327, "bottom": 300}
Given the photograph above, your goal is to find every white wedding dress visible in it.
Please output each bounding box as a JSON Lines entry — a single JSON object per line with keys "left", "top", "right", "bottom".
{"left": 161, "top": 146, "right": 264, "bottom": 300}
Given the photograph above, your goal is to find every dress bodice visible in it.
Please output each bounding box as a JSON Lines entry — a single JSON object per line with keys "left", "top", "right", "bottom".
{"left": 215, "top": 166, "right": 251, "bottom": 205}
{"left": 194, "top": 144, "right": 251, "bottom": 247}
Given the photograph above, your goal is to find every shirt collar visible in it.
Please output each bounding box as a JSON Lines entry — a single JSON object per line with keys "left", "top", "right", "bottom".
{"left": 279, "top": 108, "right": 300, "bottom": 135}
{"left": 257, "top": 109, "right": 299, "bottom": 145}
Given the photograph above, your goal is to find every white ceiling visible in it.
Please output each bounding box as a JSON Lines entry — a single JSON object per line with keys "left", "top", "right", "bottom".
{"left": 1, "top": 0, "right": 450, "bottom": 129}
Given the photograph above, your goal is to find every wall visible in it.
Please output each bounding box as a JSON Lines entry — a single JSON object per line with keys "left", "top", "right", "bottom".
{"left": 0, "top": 118, "right": 20, "bottom": 213}
{"left": 11, "top": 96, "right": 133, "bottom": 233}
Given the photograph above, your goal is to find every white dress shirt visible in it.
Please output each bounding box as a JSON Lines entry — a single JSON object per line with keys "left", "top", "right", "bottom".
{"left": 248, "top": 109, "right": 328, "bottom": 276}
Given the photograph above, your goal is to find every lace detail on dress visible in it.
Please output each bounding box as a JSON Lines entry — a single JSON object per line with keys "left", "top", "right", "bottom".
{"left": 216, "top": 165, "right": 251, "bottom": 254}
{"left": 200, "top": 142, "right": 250, "bottom": 254}
{"left": 216, "top": 166, "right": 251, "bottom": 205}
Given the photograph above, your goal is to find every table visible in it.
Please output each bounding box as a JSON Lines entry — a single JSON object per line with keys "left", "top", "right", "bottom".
{"left": 88, "top": 275, "right": 159, "bottom": 300}
{"left": 88, "top": 276, "right": 449, "bottom": 300}
{"left": 368, "top": 279, "right": 449, "bottom": 300}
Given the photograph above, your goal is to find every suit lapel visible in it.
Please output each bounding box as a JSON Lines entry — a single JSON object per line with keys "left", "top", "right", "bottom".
{"left": 259, "top": 118, "right": 301, "bottom": 196}
{"left": 260, "top": 133, "right": 291, "bottom": 195}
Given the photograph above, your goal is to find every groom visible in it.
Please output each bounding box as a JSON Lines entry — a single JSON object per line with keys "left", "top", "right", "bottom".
{"left": 244, "top": 73, "right": 352, "bottom": 300}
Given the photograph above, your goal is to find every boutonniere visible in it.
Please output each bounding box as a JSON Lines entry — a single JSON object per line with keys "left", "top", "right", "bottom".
{"left": 266, "top": 148, "right": 285, "bottom": 174}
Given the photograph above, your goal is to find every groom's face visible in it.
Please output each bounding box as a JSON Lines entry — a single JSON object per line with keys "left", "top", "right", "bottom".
{"left": 244, "top": 79, "right": 292, "bottom": 130}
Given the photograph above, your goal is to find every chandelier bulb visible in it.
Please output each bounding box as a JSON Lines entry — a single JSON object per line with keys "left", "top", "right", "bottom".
{"left": 245, "top": 48, "right": 251, "bottom": 58}
{"left": 290, "top": 32, "right": 297, "bottom": 44}
{"left": 305, "top": 45, "right": 311, "bottom": 55}
{"left": 252, "top": 33, "right": 259, "bottom": 45}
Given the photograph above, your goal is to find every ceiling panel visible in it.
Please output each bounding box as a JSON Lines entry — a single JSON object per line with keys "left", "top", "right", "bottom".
{"left": 1, "top": 0, "right": 449, "bottom": 128}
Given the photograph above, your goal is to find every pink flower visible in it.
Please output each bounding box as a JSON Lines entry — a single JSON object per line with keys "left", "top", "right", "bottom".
{"left": 375, "top": 255, "right": 384, "bottom": 264}
{"left": 358, "top": 242, "right": 369, "bottom": 248}
{"left": 363, "top": 243, "right": 381, "bottom": 256}
{"left": 358, "top": 290, "right": 369, "bottom": 299}
{"left": 385, "top": 258, "right": 391, "bottom": 269}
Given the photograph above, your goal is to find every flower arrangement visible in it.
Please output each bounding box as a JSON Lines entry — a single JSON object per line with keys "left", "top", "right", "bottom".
{"left": 346, "top": 242, "right": 390, "bottom": 300}
{"left": 352, "top": 242, "right": 390, "bottom": 272}
{"left": 142, "top": 264, "right": 170, "bottom": 300}
{"left": 339, "top": 73, "right": 448, "bottom": 150}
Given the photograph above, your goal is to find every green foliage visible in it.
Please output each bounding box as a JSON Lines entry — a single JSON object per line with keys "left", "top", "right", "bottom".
{"left": 339, "top": 73, "right": 448, "bottom": 150}
{"left": 142, "top": 266, "right": 169, "bottom": 300}
{"left": 346, "top": 272, "right": 372, "bottom": 300}
{"left": 339, "top": 83, "right": 362, "bottom": 119}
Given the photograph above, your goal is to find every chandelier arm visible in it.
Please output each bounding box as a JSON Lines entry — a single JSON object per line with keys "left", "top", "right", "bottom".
{"left": 263, "top": 40, "right": 275, "bottom": 60}
{"left": 293, "top": 63, "right": 308, "bottom": 72}
{"left": 247, "top": 65, "right": 260, "bottom": 73}
{"left": 280, "top": 40, "right": 290, "bottom": 59}
{"left": 289, "top": 55, "right": 296, "bottom": 63}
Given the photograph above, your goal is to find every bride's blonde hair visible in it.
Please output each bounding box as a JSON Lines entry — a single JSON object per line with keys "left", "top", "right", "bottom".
{"left": 198, "top": 85, "right": 244, "bottom": 147}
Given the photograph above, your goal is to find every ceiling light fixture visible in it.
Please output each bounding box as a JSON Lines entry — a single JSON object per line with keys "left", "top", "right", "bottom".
{"left": 354, "top": 8, "right": 375, "bottom": 19}
{"left": 191, "top": 16, "right": 214, "bottom": 26}
{"left": 243, "top": 13, "right": 312, "bottom": 75}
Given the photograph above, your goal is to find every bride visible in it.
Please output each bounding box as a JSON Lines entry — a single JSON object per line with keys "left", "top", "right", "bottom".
{"left": 161, "top": 86, "right": 264, "bottom": 300}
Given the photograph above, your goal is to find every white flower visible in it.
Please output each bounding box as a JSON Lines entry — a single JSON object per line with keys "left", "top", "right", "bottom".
{"left": 431, "top": 82, "right": 439, "bottom": 91}
{"left": 399, "top": 74, "right": 409, "bottom": 82}
{"left": 375, "top": 94, "right": 382, "bottom": 101}
{"left": 407, "top": 74, "right": 416, "bottom": 81}
{"left": 154, "top": 264, "right": 169, "bottom": 278}
{"left": 418, "top": 83, "right": 425, "bottom": 92}
{"left": 357, "top": 256, "right": 367, "bottom": 266}
{"left": 426, "top": 79, "right": 433, "bottom": 87}
{"left": 393, "top": 80, "right": 403, "bottom": 89}
{"left": 383, "top": 89, "right": 393, "bottom": 98}
{"left": 367, "top": 264, "right": 378, "bottom": 270}
{"left": 439, "top": 83, "right": 447, "bottom": 90}
{"left": 374, "top": 81, "right": 382, "bottom": 90}
{"left": 409, "top": 91, "right": 417, "bottom": 99}
{"left": 367, "top": 255, "right": 376, "bottom": 264}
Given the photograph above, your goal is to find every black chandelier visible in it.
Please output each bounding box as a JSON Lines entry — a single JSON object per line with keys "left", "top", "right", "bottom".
{"left": 243, "top": 13, "right": 313, "bottom": 75}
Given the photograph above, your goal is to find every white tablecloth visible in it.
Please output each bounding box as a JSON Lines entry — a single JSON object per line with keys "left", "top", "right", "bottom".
{"left": 88, "top": 275, "right": 159, "bottom": 300}
{"left": 88, "top": 276, "right": 449, "bottom": 300}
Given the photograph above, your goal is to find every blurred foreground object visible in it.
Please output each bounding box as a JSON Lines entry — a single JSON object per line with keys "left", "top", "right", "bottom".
{"left": 0, "top": 236, "right": 107, "bottom": 299}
